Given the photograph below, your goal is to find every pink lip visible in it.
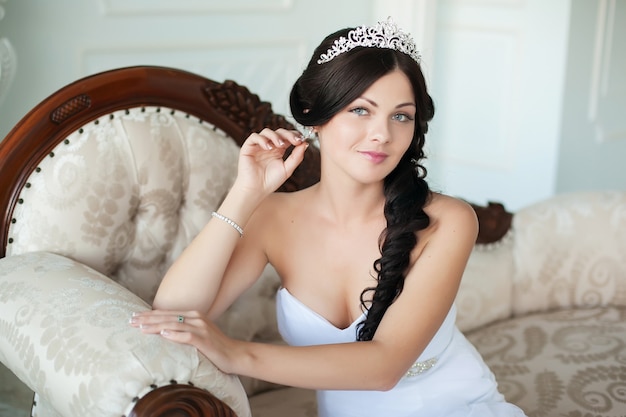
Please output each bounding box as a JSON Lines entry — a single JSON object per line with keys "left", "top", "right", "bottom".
{"left": 360, "top": 151, "right": 388, "bottom": 164}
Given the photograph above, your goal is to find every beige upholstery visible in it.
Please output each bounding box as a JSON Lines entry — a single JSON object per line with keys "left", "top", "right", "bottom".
{"left": 0, "top": 251, "right": 249, "bottom": 417}
{"left": 7, "top": 107, "right": 240, "bottom": 302}
{"left": 0, "top": 107, "right": 250, "bottom": 417}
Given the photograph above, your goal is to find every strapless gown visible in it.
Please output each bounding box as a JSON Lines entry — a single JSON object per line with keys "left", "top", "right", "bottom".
{"left": 276, "top": 288, "right": 527, "bottom": 417}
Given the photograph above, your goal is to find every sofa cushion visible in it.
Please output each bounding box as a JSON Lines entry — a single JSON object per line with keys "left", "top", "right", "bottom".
{"left": 456, "top": 233, "right": 515, "bottom": 333}
{"left": 511, "top": 191, "right": 626, "bottom": 315}
{"left": 466, "top": 306, "right": 626, "bottom": 417}
{"left": 7, "top": 106, "right": 240, "bottom": 304}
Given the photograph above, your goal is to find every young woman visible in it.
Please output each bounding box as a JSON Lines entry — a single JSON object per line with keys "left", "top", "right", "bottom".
{"left": 130, "top": 18, "right": 526, "bottom": 417}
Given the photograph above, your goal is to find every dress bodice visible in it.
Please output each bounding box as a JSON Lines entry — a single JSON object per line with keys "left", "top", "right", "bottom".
{"left": 276, "top": 287, "right": 456, "bottom": 362}
{"left": 275, "top": 287, "right": 527, "bottom": 417}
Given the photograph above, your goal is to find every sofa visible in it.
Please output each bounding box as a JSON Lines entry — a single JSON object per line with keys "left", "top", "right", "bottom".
{"left": 1, "top": 66, "right": 625, "bottom": 417}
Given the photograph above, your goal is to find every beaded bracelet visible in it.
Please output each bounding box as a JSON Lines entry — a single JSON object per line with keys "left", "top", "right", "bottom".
{"left": 211, "top": 211, "right": 243, "bottom": 237}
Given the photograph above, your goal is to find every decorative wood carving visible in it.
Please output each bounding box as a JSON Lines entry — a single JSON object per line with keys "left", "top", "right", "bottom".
{"left": 202, "top": 79, "right": 321, "bottom": 192}
{"left": 50, "top": 94, "right": 91, "bottom": 124}
{"left": 470, "top": 201, "right": 513, "bottom": 244}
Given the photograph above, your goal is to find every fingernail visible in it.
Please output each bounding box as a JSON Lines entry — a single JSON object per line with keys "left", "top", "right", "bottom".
{"left": 129, "top": 317, "right": 137, "bottom": 324}
{"left": 278, "top": 140, "right": 285, "bottom": 146}
{"left": 160, "top": 329, "right": 170, "bottom": 336}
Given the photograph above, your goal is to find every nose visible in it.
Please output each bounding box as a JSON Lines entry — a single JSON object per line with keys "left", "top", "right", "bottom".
{"left": 370, "top": 116, "right": 392, "bottom": 143}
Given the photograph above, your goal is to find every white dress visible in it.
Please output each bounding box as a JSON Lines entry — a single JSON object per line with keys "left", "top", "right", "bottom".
{"left": 276, "top": 288, "right": 527, "bottom": 417}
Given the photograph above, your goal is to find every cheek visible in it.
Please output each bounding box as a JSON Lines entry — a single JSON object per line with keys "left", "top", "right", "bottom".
{"left": 319, "top": 122, "right": 365, "bottom": 147}
{"left": 392, "top": 125, "right": 415, "bottom": 148}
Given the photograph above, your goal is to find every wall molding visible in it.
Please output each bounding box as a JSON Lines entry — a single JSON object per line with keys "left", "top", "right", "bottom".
{"left": 0, "top": 0, "right": 16, "bottom": 105}
{"left": 99, "top": 0, "right": 294, "bottom": 16}
{"left": 588, "top": 0, "right": 624, "bottom": 143}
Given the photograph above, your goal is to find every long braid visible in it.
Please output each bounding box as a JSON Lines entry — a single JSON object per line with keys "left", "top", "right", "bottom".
{"left": 357, "top": 118, "right": 432, "bottom": 341}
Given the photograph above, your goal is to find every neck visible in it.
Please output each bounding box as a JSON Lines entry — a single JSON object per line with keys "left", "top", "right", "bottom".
{"left": 312, "top": 177, "right": 386, "bottom": 227}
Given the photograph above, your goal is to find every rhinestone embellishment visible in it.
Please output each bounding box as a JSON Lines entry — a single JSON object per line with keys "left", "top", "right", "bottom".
{"left": 405, "top": 357, "right": 437, "bottom": 377}
{"left": 317, "top": 17, "right": 421, "bottom": 65}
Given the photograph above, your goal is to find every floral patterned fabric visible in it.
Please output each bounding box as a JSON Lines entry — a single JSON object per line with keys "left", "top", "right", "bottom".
{"left": 511, "top": 191, "right": 626, "bottom": 315}
{"left": 467, "top": 306, "right": 626, "bottom": 417}
{"left": 7, "top": 107, "right": 240, "bottom": 304}
{"left": 1, "top": 107, "right": 249, "bottom": 417}
{"left": 0, "top": 252, "right": 251, "bottom": 417}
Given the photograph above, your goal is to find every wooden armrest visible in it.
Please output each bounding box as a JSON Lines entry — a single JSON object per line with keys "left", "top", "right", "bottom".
{"left": 130, "top": 384, "right": 238, "bottom": 417}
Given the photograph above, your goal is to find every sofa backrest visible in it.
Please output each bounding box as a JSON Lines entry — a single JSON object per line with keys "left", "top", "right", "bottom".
{"left": 511, "top": 190, "right": 626, "bottom": 315}
{"left": 0, "top": 66, "right": 321, "bottom": 304}
{"left": 6, "top": 107, "right": 240, "bottom": 303}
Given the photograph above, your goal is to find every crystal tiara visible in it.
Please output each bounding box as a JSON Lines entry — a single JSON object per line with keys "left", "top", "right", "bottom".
{"left": 317, "top": 17, "right": 421, "bottom": 65}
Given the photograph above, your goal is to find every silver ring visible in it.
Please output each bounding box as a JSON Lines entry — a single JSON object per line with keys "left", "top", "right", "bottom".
{"left": 177, "top": 315, "right": 185, "bottom": 323}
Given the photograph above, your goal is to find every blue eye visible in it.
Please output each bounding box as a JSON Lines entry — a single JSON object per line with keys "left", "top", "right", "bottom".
{"left": 350, "top": 107, "right": 368, "bottom": 116}
{"left": 393, "top": 113, "right": 414, "bottom": 122}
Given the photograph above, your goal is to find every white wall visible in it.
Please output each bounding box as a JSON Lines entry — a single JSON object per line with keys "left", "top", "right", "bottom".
{"left": 0, "top": 0, "right": 374, "bottom": 138}
{"left": 1, "top": 0, "right": 624, "bottom": 211}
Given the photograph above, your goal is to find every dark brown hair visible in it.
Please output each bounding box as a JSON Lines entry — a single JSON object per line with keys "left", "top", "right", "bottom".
{"left": 289, "top": 28, "right": 435, "bottom": 341}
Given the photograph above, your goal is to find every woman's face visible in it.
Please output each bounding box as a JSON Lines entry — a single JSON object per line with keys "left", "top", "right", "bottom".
{"left": 316, "top": 69, "right": 416, "bottom": 185}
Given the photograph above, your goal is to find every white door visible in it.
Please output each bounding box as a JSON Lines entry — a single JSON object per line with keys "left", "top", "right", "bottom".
{"left": 423, "top": 0, "right": 571, "bottom": 210}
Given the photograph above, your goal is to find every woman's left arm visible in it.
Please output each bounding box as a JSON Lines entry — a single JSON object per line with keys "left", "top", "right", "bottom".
{"left": 131, "top": 197, "right": 478, "bottom": 391}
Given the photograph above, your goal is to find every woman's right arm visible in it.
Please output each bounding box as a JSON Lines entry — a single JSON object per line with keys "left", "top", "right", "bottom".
{"left": 152, "top": 128, "right": 308, "bottom": 316}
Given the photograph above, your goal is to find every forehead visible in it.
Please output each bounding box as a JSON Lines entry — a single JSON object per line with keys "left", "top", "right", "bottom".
{"left": 360, "top": 70, "right": 415, "bottom": 104}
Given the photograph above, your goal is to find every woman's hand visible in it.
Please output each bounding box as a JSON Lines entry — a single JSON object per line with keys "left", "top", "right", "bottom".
{"left": 129, "top": 310, "right": 239, "bottom": 374}
{"left": 235, "top": 128, "right": 308, "bottom": 196}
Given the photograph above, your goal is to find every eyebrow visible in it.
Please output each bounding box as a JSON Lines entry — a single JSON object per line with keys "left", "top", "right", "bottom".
{"left": 360, "top": 97, "right": 416, "bottom": 109}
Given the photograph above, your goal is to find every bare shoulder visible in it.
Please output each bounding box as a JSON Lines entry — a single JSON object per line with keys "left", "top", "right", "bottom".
{"left": 423, "top": 193, "right": 478, "bottom": 243}
{"left": 247, "top": 186, "right": 313, "bottom": 230}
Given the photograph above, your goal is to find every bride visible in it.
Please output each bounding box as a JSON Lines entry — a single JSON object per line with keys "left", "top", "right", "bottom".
{"left": 131, "top": 18, "right": 527, "bottom": 417}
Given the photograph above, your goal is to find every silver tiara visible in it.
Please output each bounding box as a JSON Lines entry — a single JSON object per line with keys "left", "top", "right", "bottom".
{"left": 317, "top": 17, "right": 421, "bottom": 65}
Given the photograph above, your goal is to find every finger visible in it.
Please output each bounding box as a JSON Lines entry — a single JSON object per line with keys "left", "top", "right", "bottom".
{"left": 283, "top": 142, "right": 309, "bottom": 176}
{"left": 135, "top": 317, "right": 194, "bottom": 334}
{"left": 273, "top": 128, "right": 306, "bottom": 146}
{"left": 258, "top": 128, "right": 291, "bottom": 149}
{"left": 242, "top": 132, "right": 275, "bottom": 151}
{"left": 129, "top": 311, "right": 199, "bottom": 329}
